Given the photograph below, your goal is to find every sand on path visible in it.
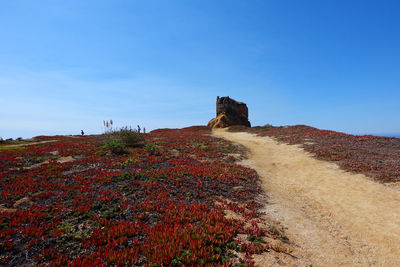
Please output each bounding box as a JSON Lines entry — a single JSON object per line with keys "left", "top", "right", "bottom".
{"left": 213, "top": 130, "right": 400, "bottom": 267}
{"left": 1, "top": 140, "right": 56, "bottom": 147}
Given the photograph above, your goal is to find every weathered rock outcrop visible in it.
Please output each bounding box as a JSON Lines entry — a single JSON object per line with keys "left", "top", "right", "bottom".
{"left": 207, "top": 96, "right": 251, "bottom": 128}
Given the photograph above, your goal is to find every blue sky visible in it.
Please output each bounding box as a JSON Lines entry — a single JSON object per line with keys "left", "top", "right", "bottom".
{"left": 1, "top": 0, "right": 399, "bottom": 138}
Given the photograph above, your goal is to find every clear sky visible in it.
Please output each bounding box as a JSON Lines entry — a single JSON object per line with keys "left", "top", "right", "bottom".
{"left": 1, "top": 0, "right": 399, "bottom": 139}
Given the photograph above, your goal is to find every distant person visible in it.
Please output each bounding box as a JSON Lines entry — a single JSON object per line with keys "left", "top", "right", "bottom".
{"left": 143, "top": 128, "right": 146, "bottom": 134}
{"left": 81, "top": 130, "right": 84, "bottom": 136}
{"left": 137, "top": 125, "right": 141, "bottom": 133}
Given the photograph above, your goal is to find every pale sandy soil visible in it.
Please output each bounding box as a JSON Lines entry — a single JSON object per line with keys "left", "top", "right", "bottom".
{"left": 1, "top": 140, "right": 56, "bottom": 147}
{"left": 213, "top": 130, "right": 400, "bottom": 267}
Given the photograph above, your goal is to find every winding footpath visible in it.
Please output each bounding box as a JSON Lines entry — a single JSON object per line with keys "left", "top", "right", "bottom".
{"left": 213, "top": 130, "right": 400, "bottom": 267}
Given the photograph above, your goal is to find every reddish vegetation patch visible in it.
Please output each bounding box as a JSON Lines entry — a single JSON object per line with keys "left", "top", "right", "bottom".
{"left": 0, "top": 127, "right": 284, "bottom": 266}
{"left": 244, "top": 125, "right": 400, "bottom": 183}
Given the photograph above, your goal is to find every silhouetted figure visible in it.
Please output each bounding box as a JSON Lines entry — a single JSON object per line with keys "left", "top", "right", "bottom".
{"left": 143, "top": 128, "right": 146, "bottom": 134}
{"left": 81, "top": 130, "right": 84, "bottom": 136}
{"left": 137, "top": 125, "right": 141, "bottom": 133}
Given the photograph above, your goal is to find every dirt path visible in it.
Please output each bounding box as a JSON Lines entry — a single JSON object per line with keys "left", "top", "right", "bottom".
{"left": 213, "top": 130, "right": 400, "bottom": 267}
{"left": 1, "top": 140, "right": 56, "bottom": 147}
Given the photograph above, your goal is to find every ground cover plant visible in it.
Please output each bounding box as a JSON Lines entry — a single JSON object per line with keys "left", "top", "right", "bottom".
{"left": 0, "top": 126, "right": 288, "bottom": 266}
{"left": 229, "top": 125, "right": 400, "bottom": 183}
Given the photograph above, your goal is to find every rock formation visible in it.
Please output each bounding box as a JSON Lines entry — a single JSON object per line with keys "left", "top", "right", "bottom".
{"left": 207, "top": 96, "right": 251, "bottom": 128}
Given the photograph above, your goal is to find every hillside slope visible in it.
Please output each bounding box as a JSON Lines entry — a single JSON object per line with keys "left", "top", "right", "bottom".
{"left": 0, "top": 127, "right": 292, "bottom": 266}
{"left": 214, "top": 129, "right": 400, "bottom": 266}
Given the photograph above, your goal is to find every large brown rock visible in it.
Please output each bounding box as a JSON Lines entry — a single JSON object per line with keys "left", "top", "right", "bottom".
{"left": 208, "top": 96, "right": 251, "bottom": 128}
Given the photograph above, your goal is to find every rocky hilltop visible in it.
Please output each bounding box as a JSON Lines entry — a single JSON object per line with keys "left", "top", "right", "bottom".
{"left": 208, "top": 96, "right": 251, "bottom": 128}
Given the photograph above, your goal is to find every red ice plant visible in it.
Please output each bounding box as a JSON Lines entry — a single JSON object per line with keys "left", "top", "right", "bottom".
{"left": 0, "top": 127, "right": 275, "bottom": 266}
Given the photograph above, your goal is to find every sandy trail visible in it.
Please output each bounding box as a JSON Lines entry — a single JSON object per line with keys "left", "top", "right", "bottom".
{"left": 213, "top": 130, "right": 400, "bottom": 267}
{"left": 1, "top": 140, "right": 56, "bottom": 147}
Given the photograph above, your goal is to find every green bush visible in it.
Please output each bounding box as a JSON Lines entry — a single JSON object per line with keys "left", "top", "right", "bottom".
{"left": 101, "top": 125, "right": 144, "bottom": 154}
{"left": 111, "top": 126, "right": 144, "bottom": 147}
{"left": 102, "top": 140, "right": 127, "bottom": 155}
{"left": 144, "top": 142, "right": 161, "bottom": 155}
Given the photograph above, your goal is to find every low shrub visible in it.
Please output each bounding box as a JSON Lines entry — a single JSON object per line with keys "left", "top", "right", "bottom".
{"left": 102, "top": 140, "right": 127, "bottom": 155}
{"left": 111, "top": 126, "right": 144, "bottom": 147}
{"left": 101, "top": 125, "right": 144, "bottom": 154}
{"left": 144, "top": 142, "right": 161, "bottom": 155}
